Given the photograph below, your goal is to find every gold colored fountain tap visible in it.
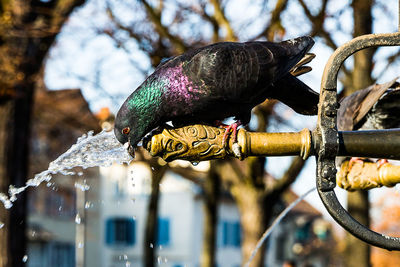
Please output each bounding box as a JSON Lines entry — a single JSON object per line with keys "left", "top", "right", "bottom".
{"left": 144, "top": 124, "right": 312, "bottom": 162}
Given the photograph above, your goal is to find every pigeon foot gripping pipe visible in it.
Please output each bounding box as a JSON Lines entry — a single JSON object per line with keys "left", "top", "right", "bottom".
{"left": 114, "top": 36, "right": 319, "bottom": 155}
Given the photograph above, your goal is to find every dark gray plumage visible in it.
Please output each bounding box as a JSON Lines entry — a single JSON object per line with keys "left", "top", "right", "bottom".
{"left": 338, "top": 77, "right": 400, "bottom": 131}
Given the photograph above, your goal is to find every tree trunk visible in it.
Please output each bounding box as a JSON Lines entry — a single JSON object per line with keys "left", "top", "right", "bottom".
{"left": 233, "top": 186, "right": 269, "bottom": 267}
{"left": 344, "top": 1, "right": 373, "bottom": 266}
{"left": 200, "top": 161, "right": 220, "bottom": 267}
{"left": 0, "top": 102, "right": 13, "bottom": 267}
{"left": 143, "top": 165, "right": 167, "bottom": 267}
{"left": 0, "top": 2, "right": 86, "bottom": 266}
{"left": 0, "top": 71, "right": 35, "bottom": 267}
{"left": 345, "top": 191, "right": 370, "bottom": 267}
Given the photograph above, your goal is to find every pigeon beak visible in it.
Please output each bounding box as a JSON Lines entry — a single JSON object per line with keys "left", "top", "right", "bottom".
{"left": 128, "top": 144, "right": 136, "bottom": 158}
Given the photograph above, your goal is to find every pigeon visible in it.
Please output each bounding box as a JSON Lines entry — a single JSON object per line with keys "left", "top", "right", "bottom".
{"left": 338, "top": 77, "right": 400, "bottom": 131}
{"left": 337, "top": 77, "right": 400, "bottom": 169}
{"left": 114, "top": 36, "right": 319, "bottom": 155}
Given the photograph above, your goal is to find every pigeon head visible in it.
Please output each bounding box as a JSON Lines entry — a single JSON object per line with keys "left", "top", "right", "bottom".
{"left": 114, "top": 89, "right": 160, "bottom": 157}
{"left": 114, "top": 101, "right": 146, "bottom": 157}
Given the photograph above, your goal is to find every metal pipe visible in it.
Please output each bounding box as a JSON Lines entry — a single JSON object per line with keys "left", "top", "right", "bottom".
{"left": 338, "top": 129, "right": 400, "bottom": 160}
{"left": 144, "top": 124, "right": 400, "bottom": 161}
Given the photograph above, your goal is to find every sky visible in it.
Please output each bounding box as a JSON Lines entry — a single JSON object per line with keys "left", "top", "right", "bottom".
{"left": 44, "top": 0, "right": 400, "bottom": 220}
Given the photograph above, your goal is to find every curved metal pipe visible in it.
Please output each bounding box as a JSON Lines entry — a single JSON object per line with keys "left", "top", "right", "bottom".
{"left": 317, "top": 32, "right": 400, "bottom": 250}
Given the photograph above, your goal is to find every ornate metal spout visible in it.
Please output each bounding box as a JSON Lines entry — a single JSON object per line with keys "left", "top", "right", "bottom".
{"left": 144, "top": 124, "right": 400, "bottom": 162}
{"left": 144, "top": 124, "right": 312, "bottom": 162}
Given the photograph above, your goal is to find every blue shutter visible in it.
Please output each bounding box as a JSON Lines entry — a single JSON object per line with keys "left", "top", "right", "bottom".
{"left": 106, "top": 218, "right": 136, "bottom": 246}
{"left": 222, "top": 221, "right": 229, "bottom": 246}
{"left": 126, "top": 218, "right": 136, "bottom": 245}
{"left": 233, "top": 221, "right": 241, "bottom": 247}
{"left": 157, "top": 217, "right": 170, "bottom": 246}
{"left": 106, "top": 219, "right": 115, "bottom": 245}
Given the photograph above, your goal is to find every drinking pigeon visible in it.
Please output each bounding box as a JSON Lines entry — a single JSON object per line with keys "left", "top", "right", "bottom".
{"left": 114, "top": 36, "right": 319, "bottom": 156}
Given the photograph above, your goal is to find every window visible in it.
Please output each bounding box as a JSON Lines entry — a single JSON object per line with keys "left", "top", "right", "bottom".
{"left": 219, "top": 220, "right": 241, "bottom": 247}
{"left": 48, "top": 242, "right": 75, "bottom": 267}
{"left": 106, "top": 217, "right": 136, "bottom": 246}
{"left": 157, "top": 217, "right": 170, "bottom": 246}
{"left": 295, "top": 221, "right": 311, "bottom": 242}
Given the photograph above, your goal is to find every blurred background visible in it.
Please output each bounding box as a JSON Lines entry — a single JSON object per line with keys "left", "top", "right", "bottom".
{"left": 0, "top": 0, "right": 400, "bottom": 266}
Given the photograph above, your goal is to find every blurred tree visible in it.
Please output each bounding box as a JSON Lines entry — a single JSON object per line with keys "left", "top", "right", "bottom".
{"left": 371, "top": 190, "right": 400, "bottom": 266}
{"left": 345, "top": 1, "right": 373, "bottom": 266}
{"left": 0, "top": 1, "right": 86, "bottom": 266}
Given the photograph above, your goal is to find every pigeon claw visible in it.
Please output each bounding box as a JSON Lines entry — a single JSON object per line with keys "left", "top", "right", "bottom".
{"left": 222, "top": 122, "right": 240, "bottom": 147}
{"left": 221, "top": 122, "right": 243, "bottom": 159}
{"left": 377, "top": 159, "right": 389, "bottom": 169}
{"left": 348, "top": 157, "right": 364, "bottom": 170}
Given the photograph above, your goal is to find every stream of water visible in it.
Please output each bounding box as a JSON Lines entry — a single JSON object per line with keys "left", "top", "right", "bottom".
{"left": 244, "top": 187, "right": 317, "bottom": 267}
{"left": 0, "top": 130, "right": 133, "bottom": 209}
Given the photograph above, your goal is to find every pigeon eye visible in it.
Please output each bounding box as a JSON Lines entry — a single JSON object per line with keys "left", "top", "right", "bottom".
{"left": 122, "top": 127, "right": 130, "bottom": 135}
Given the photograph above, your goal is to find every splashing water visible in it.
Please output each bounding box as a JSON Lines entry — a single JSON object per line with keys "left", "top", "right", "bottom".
{"left": 0, "top": 130, "right": 132, "bottom": 209}
{"left": 244, "top": 187, "right": 316, "bottom": 267}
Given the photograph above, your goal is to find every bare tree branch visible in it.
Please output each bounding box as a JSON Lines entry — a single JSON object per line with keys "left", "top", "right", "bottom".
{"left": 140, "top": 0, "right": 187, "bottom": 53}
{"left": 269, "top": 156, "right": 306, "bottom": 195}
{"left": 253, "top": 0, "right": 288, "bottom": 41}
{"left": 208, "top": 0, "right": 237, "bottom": 41}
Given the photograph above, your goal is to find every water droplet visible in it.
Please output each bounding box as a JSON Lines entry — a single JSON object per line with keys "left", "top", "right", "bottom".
{"left": 159, "top": 245, "right": 163, "bottom": 250}
{"left": 58, "top": 206, "right": 62, "bottom": 211}
{"left": 157, "top": 256, "right": 162, "bottom": 264}
{"left": 85, "top": 201, "right": 91, "bottom": 209}
{"left": 123, "top": 254, "right": 128, "bottom": 260}
{"left": 22, "top": 255, "right": 28, "bottom": 262}
{"left": 77, "top": 171, "right": 84, "bottom": 176}
{"left": 151, "top": 167, "right": 155, "bottom": 171}
{"left": 75, "top": 213, "right": 81, "bottom": 224}
{"left": 74, "top": 181, "right": 90, "bottom": 191}
{"left": 46, "top": 182, "right": 52, "bottom": 187}
{"left": 78, "top": 242, "right": 84, "bottom": 248}
{"left": 31, "top": 231, "right": 36, "bottom": 237}
{"left": 126, "top": 261, "right": 131, "bottom": 267}
{"left": 150, "top": 243, "right": 154, "bottom": 248}
{"left": 0, "top": 222, "right": 4, "bottom": 229}
{"left": 191, "top": 161, "right": 199, "bottom": 166}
